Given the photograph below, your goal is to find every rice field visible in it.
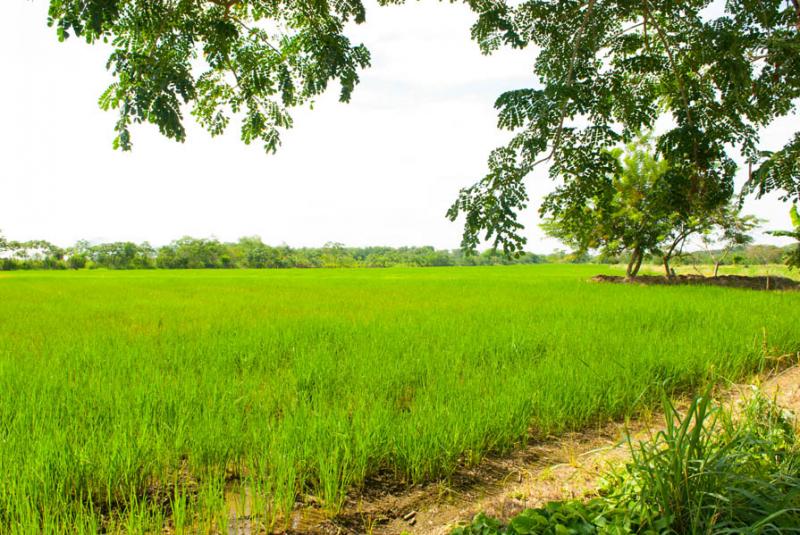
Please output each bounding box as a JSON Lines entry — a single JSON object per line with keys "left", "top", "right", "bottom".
{"left": 1, "top": 264, "right": 799, "bottom": 533}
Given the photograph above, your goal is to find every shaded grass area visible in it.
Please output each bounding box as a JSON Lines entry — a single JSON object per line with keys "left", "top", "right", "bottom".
{"left": 1, "top": 265, "right": 799, "bottom": 532}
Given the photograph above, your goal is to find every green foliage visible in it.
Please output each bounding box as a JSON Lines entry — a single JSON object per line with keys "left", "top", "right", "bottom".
{"left": 3, "top": 229, "right": 792, "bottom": 272}
{"left": 0, "top": 233, "right": 546, "bottom": 271}
{"left": 446, "top": 146, "right": 531, "bottom": 256}
{"left": 47, "top": 0, "right": 374, "bottom": 153}
{"left": 0, "top": 239, "right": 67, "bottom": 270}
{"left": 619, "top": 393, "right": 800, "bottom": 532}
{"left": 541, "top": 137, "right": 727, "bottom": 276}
{"left": 452, "top": 502, "right": 621, "bottom": 535}
{"left": 88, "top": 241, "right": 155, "bottom": 269}
{"left": 769, "top": 204, "right": 800, "bottom": 268}
{"left": 453, "top": 391, "right": 800, "bottom": 534}
{"left": 703, "top": 206, "right": 760, "bottom": 253}
{"left": 450, "top": 0, "right": 800, "bottom": 253}
{"left": 67, "top": 253, "right": 88, "bottom": 270}
{"left": 746, "top": 133, "right": 800, "bottom": 203}
{"left": 155, "top": 237, "right": 231, "bottom": 269}
{"left": 0, "top": 266, "right": 798, "bottom": 530}
{"left": 234, "top": 236, "right": 289, "bottom": 268}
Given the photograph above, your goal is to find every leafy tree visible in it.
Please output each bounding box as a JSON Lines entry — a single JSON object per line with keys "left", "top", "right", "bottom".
{"left": 448, "top": 1, "right": 800, "bottom": 252}
{"left": 543, "top": 137, "right": 753, "bottom": 277}
{"left": 5, "top": 240, "right": 65, "bottom": 263}
{"left": 745, "top": 133, "right": 800, "bottom": 203}
{"left": 67, "top": 253, "right": 88, "bottom": 270}
{"left": 700, "top": 205, "right": 761, "bottom": 277}
{"left": 542, "top": 138, "right": 675, "bottom": 277}
{"left": 61, "top": 241, "right": 93, "bottom": 269}
{"left": 292, "top": 248, "right": 324, "bottom": 268}
{"left": 235, "top": 236, "right": 276, "bottom": 268}
{"left": 769, "top": 205, "right": 800, "bottom": 269}
{"left": 157, "top": 237, "right": 229, "bottom": 268}
{"left": 71, "top": 239, "right": 93, "bottom": 256}
{"left": 90, "top": 241, "right": 154, "bottom": 269}
{"left": 321, "top": 241, "right": 354, "bottom": 268}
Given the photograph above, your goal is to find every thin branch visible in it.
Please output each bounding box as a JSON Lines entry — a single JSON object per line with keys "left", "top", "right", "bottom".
{"left": 644, "top": 0, "right": 693, "bottom": 128}
{"left": 605, "top": 21, "right": 645, "bottom": 44}
{"left": 531, "top": 0, "right": 598, "bottom": 168}
{"left": 207, "top": 0, "right": 240, "bottom": 9}
{"left": 229, "top": 15, "right": 283, "bottom": 56}
{"left": 792, "top": 0, "right": 800, "bottom": 31}
{"left": 225, "top": 58, "right": 243, "bottom": 90}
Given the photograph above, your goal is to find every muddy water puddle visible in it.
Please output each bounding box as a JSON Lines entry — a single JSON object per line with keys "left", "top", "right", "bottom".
{"left": 224, "top": 484, "right": 330, "bottom": 534}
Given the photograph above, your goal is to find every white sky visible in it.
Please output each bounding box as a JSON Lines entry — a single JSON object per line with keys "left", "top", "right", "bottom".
{"left": 0, "top": 1, "right": 795, "bottom": 251}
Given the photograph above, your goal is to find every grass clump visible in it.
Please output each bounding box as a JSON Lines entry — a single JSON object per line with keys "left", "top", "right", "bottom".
{"left": 453, "top": 391, "right": 800, "bottom": 534}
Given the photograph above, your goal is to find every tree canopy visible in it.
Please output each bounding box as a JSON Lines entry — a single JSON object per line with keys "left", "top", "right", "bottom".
{"left": 449, "top": 0, "right": 800, "bottom": 253}
{"left": 541, "top": 137, "right": 758, "bottom": 276}
{"left": 45, "top": 0, "right": 800, "bottom": 253}
{"left": 47, "top": 0, "right": 377, "bottom": 152}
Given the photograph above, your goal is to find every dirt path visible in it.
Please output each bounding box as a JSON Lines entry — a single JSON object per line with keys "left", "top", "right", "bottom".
{"left": 296, "top": 365, "right": 800, "bottom": 535}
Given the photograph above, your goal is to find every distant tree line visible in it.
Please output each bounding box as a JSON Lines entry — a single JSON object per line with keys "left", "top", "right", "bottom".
{"left": 0, "top": 231, "right": 795, "bottom": 272}
{"left": 0, "top": 235, "right": 552, "bottom": 271}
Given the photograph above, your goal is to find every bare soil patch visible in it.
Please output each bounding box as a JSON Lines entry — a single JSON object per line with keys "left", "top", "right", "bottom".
{"left": 592, "top": 273, "right": 800, "bottom": 291}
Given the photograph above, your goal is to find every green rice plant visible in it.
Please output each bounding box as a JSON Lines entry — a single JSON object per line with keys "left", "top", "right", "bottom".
{"left": 0, "top": 265, "right": 798, "bottom": 530}
{"left": 169, "top": 483, "right": 190, "bottom": 534}
{"left": 197, "top": 476, "right": 226, "bottom": 533}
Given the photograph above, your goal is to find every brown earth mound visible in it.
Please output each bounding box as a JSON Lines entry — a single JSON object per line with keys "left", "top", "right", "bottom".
{"left": 592, "top": 273, "right": 800, "bottom": 291}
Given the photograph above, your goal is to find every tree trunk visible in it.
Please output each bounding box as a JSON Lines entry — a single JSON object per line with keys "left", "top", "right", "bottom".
{"left": 628, "top": 247, "right": 644, "bottom": 277}
{"left": 714, "top": 247, "right": 730, "bottom": 278}
{"left": 626, "top": 251, "right": 637, "bottom": 278}
{"left": 633, "top": 250, "right": 644, "bottom": 276}
{"left": 662, "top": 233, "right": 688, "bottom": 279}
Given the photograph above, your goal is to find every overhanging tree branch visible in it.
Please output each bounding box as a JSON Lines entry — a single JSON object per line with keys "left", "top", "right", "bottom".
{"left": 644, "top": 0, "right": 693, "bottom": 129}
{"left": 532, "top": 0, "right": 597, "bottom": 168}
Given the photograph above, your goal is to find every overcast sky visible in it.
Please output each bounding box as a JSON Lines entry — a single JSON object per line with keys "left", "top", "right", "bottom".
{"left": 0, "top": 1, "right": 795, "bottom": 251}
